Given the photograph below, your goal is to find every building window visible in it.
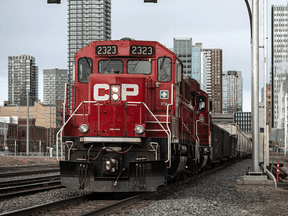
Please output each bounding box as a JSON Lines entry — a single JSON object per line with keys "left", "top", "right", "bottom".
{"left": 22, "top": 129, "right": 25, "bottom": 138}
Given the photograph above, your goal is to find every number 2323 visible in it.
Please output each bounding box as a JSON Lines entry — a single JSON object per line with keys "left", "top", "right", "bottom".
{"left": 131, "top": 46, "right": 154, "bottom": 55}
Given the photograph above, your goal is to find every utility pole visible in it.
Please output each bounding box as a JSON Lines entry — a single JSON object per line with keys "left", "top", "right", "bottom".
{"left": 263, "top": 0, "right": 268, "bottom": 171}
{"left": 252, "top": 0, "right": 260, "bottom": 172}
{"left": 26, "top": 89, "right": 29, "bottom": 156}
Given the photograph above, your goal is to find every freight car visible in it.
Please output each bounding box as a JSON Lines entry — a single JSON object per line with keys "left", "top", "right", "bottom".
{"left": 57, "top": 39, "right": 251, "bottom": 192}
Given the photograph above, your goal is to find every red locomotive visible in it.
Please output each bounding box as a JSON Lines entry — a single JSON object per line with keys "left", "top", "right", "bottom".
{"left": 58, "top": 38, "right": 240, "bottom": 192}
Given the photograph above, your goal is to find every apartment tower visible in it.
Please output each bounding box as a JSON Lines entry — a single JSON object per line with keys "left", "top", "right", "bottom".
{"left": 192, "top": 43, "right": 207, "bottom": 91}
{"left": 8, "top": 55, "right": 39, "bottom": 106}
{"left": 43, "top": 68, "right": 68, "bottom": 105}
{"left": 67, "top": 0, "right": 111, "bottom": 98}
{"left": 222, "top": 71, "right": 243, "bottom": 114}
{"left": 203, "top": 49, "right": 223, "bottom": 113}
{"left": 271, "top": 4, "right": 288, "bottom": 128}
{"left": 173, "top": 38, "right": 192, "bottom": 76}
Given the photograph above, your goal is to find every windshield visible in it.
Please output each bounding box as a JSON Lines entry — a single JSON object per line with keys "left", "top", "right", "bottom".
{"left": 158, "top": 57, "right": 172, "bottom": 82}
{"left": 127, "top": 60, "right": 151, "bottom": 74}
{"left": 197, "top": 96, "right": 206, "bottom": 111}
{"left": 99, "top": 60, "right": 123, "bottom": 74}
{"left": 78, "top": 58, "right": 93, "bottom": 83}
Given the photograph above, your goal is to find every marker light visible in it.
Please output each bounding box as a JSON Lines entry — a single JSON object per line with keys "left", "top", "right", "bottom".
{"left": 111, "top": 85, "right": 120, "bottom": 101}
{"left": 135, "top": 125, "right": 145, "bottom": 135}
{"left": 79, "top": 124, "right": 89, "bottom": 134}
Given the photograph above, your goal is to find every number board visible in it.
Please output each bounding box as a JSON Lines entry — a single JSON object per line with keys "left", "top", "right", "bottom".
{"left": 96, "top": 45, "right": 118, "bottom": 55}
{"left": 130, "top": 45, "right": 154, "bottom": 56}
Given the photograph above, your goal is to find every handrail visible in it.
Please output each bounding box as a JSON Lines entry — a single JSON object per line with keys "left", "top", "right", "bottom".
{"left": 127, "top": 101, "right": 171, "bottom": 168}
{"left": 196, "top": 120, "right": 200, "bottom": 143}
{"left": 198, "top": 121, "right": 209, "bottom": 127}
{"left": 165, "top": 84, "right": 174, "bottom": 168}
{"left": 56, "top": 101, "right": 98, "bottom": 161}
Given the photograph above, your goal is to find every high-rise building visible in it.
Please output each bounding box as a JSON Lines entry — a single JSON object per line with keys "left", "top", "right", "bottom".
{"left": 266, "top": 84, "right": 272, "bottom": 130}
{"left": 67, "top": 0, "right": 111, "bottom": 92}
{"left": 192, "top": 43, "right": 207, "bottom": 91}
{"left": 222, "top": 71, "right": 243, "bottom": 114}
{"left": 200, "top": 52, "right": 207, "bottom": 92}
{"left": 234, "top": 112, "right": 252, "bottom": 132}
{"left": 261, "top": 86, "right": 264, "bottom": 102}
{"left": 203, "top": 49, "right": 223, "bottom": 113}
{"left": 43, "top": 68, "right": 68, "bottom": 105}
{"left": 173, "top": 38, "right": 192, "bottom": 76}
{"left": 173, "top": 39, "right": 207, "bottom": 91}
{"left": 8, "top": 55, "right": 39, "bottom": 106}
{"left": 271, "top": 4, "right": 288, "bottom": 128}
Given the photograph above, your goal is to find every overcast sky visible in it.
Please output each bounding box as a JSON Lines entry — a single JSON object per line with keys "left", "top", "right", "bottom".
{"left": 0, "top": 0, "right": 287, "bottom": 111}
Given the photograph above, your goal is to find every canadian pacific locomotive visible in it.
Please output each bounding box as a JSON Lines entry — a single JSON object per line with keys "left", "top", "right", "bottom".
{"left": 58, "top": 39, "right": 251, "bottom": 192}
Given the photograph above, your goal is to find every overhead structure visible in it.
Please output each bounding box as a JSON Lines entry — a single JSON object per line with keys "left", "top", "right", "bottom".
{"left": 144, "top": 0, "right": 157, "bottom": 3}
{"left": 47, "top": 0, "right": 61, "bottom": 3}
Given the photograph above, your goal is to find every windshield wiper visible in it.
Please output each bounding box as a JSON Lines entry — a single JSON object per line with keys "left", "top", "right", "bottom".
{"left": 160, "top": 55, "right": 166, "bottom": 69}
{"left": 84, "top": 56, "right": 92, "bottom": 69}
{"left": 103, "top": 59, "right": 111, "bottom": 72}
{"left": 132, "top": 59, "right": 140, "bottom": 72}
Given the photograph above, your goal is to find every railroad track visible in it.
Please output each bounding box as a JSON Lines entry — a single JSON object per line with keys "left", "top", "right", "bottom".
{"left": 0, "top": 181, "right": 63, "bottom": 200}
{"left": 1, "top": 158, "right": 245, "bottom": 216}
{"left": 0, "top": 163, "right": 59, "bottom": 172}
{"left": 0, "top": 169, "right": 60, "bottom": 178}
{"left": 0, "top": 174, "right": 60, "bottom": 188}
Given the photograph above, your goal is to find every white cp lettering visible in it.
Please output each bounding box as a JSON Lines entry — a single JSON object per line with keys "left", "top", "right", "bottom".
{"left": 93, "top": 84, "right": 139, "bottom": 101}
{"left": 121, "top": 84, "right": 139, "bottom": 101}
{"left": 93, "top": 84, "right": 109, "bottom": 101}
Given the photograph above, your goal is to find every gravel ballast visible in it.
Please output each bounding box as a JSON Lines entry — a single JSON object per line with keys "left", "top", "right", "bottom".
{"left": 109, "top": 159, "right": 288, "bottom": 216}
{"left": 1, "top": 159, "right": 288, "bottom": 215}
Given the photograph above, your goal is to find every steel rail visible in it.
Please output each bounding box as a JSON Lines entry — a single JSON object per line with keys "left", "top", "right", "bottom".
{"left": 0, "top": 174, "right": 60, "bottom": 188}
{"left": 0, "top": 184, "right": 64, "bottom": 201}
{"left": 0, "top": 180, "right": 61, "bottom": 194}
{"left": 0, "top": 169, "right": 59, "bottom": 178}
{"left": 0, "top": 163, "right": 59, "bottom": 172}
{"left": 0, "top": 194, "right": 91, "bottom": 216}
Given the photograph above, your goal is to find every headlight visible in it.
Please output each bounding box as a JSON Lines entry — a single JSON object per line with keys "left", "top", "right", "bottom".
{"left": 111, "top": 85, "right": 120, "bottom": 93}
{"left": 111, "top": 85, "right": 120, "bottom": 101}
{"left": 135, "top": 125, "right": 145, "bottom": 135}
{"left": 112, "top": 93, "right": 119, "bottom": 101}
{"left": 105, "top": 160, "right": 111, "bottom": 171}
{"left": 79, "top": 124, "right": 89, "bottom": 134}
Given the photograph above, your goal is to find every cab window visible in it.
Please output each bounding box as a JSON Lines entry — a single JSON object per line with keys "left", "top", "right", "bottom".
{"left": 78, "top": 58, "right": 93, "bottom": 83}
{"left": 99, "top": 60, "right": 123, "bottom": 74}
{"left": 157, "top": 57, "right": 171, "bottom": 82}
{"left": 197, "top": 96, "right": 206, "bottom": 111}
{"left": 127, "top": 60, "right": 151, "bottom": 74}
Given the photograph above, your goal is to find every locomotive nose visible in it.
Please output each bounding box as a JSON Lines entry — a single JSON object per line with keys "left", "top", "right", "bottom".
{"left": 88, "top": 74, "right": 147, "bottom": 137}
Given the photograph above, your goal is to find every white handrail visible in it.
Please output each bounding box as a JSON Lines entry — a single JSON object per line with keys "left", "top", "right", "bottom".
{"left": 56, "top": 101, "right": 97, "bottom": 161}
{"left": 127, "top": 101, "right": 171, "bottom": 167}
{"left": 165, "top": 84, "right": 174, "bottom": 168}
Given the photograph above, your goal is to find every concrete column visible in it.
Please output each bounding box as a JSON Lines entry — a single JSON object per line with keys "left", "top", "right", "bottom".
{"left": 252, "top": 0, "right": 260, "bottom": 172}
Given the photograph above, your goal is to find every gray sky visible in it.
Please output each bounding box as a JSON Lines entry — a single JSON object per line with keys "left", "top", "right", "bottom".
{"left": 0, "top": 0, "right": 286, "bottom": 111}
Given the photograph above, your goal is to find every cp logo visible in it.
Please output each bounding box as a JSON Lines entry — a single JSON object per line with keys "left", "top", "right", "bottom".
{"left": 94, "top": 84, "right": 139, "bottom": 101}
